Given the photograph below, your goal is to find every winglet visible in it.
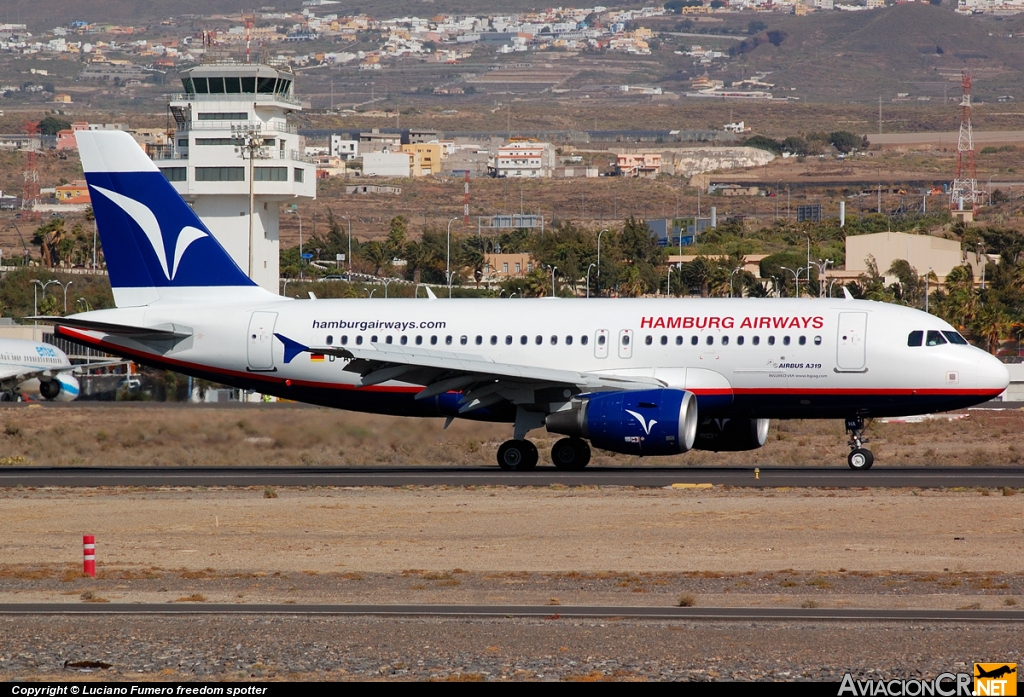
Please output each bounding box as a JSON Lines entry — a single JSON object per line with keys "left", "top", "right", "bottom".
{"left": 424, "top": 285, "right": 437, "bottom": 300}
{"left": 842, "top": 286, "right": 854, "bottom": 301}
{"left": 274, "top": 333, "right": 309, "bottom": 364}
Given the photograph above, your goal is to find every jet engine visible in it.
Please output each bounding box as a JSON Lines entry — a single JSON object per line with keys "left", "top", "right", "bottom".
{"left": 546, "top": 388, "right": 698, "bottom": 456}
{"left": 692, "top": 418, "right": 770, "bottom": 452}
{"left": 38, "top": 373, "right": 79, "bottom": 402}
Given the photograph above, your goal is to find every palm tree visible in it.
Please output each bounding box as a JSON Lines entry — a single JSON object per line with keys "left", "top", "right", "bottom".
{"left": 360, "top": 241, "right": 391, "bottom": 278}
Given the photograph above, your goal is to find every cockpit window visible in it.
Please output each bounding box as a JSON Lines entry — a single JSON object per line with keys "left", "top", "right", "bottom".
{"left": 942, "top": 331, "right": 969, "bottom": 345}
{"left": 926, "top": 330, "right": 947, "bottom": 346}
{"left": 907, "top": 331, "right": 923, "bottom": 347}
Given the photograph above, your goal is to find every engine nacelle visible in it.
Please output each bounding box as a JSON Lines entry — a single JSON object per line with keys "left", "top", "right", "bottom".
{"left": 546, "top": 389, "right": 698, "bottom": 456}
{"left": 692, "top": 418, "right": 770, "bottom": 452}
{"left": 38, "top": 373, "right": 80, "bottom": 402}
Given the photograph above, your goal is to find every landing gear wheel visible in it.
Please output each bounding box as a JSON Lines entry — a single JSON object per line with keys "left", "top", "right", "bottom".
{"left": 497, "top": 439, "right": 539, "bottom": 471}
{"left": 551, "top": 437, "right": 592, "bottom": 471}
{"left": 848, "top": 448, "right": 874, "bottom": 470}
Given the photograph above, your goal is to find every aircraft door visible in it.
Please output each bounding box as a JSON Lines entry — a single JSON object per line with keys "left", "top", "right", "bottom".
{"left": 618, "top": 329, "right": 634, "bottom": 359}
{"left": 836, "top": 312, "right": 867, "bottom": 372}
{"left": 247, "top": 311, "right": 278, "bottom": 371}
{"left": 594, "top": 329, "right": 609, "bottom": 359}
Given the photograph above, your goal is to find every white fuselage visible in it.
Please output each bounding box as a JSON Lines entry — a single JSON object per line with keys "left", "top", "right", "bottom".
{"left": 59, "top": 296, "right": 1008, "bottom": 420}
{"left": 0, "top": 339, "right": 77, "bottom": 401}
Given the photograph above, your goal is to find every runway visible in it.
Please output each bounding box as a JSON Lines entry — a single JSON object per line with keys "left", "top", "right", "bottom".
{"left": 2, "top": 603, "right": 1022, "bottom": 622}
{"left": 1, "top": 465, "right": 1022, "bottom": 488}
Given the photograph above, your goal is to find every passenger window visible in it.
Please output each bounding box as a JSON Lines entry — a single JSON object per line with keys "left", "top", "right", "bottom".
{"left": 645, "top": 335, "right": 653, "bottom": 346}
{"left": 661, "top": 336, "right": 668, "bottom": 345}
{"left": 737, "top": 336, "right": 744, "bottom": 346}
{"left": 566, "top": 336, "right": 573, "bottom": 345}
{"left": 721, "top": 335, "right": 729, "bottom": 346}
{"left": 691, "top": 336, "right": 698, "bottom": 346}
{"left": 907, "top": 331, "right": 923, "bottom": 347}
{"left": 460, "top": 336, "right": 468, "bottom": 345}
{"left": 415, "top": 336, "right": 422, "bottom": 345}
{"left": 445, "top": 336, "right": 453, "bottom": 345}
{"left": 430, "top": 336, "right": 437, "bottom": 345}
{"left": 676, "top": 336, "right": 683, "bottom": 345}
{"left": 326, "top": 335, "right": 334, "bottom": 345}
{"left": 942, "top": 331, "right": 968, "bottom": 345}
{"left": 768, "top": 336, "right": 775, "bottom": 346}
{"left": 356, "top": 335, "right": 363, "bottom": 345}
{"left": 341, "top": 335, "right": 348, "bottom": 345}
{"left": 386, "top": 336, "right": 393, "bottom": 344}
{"left": 926, "top": 331, "right": 947, "bottom": 346}
{"left": 598, "top": 335, "right": 606, "bottom": 346}
{"left": 706, "top": 336, "right": 714, "bottom": 345}
{"left": 799, "top": 336, "right": 806, "bottom": 346}
{"left": 814, "top": 336, "right": 822, "bottom": 345}
{"left": 490, "top": 336, "right": 497, "bottom": 345}
{"left": 535, "top": 335, "right": 543, "bottom": 345}
{"left": 400, "top": 336, "right": 408, "bottom": 345}
{"left": 783, "top": 336, "right": 791, "bottom": 346}
{"left": 752, "top": 336, "right": 760, "bottom": 346}
{"left": 505, "top": 335, "right": 513, "bottom": 345}
{"left": 550, "top": 335, "right": 558, "bottom": 345}
{"left": 475, "top": 336, "right": 482, "bottom": 345}
{"left": 521, "top": 335, "right": 528, "bottom": 345}
{"left": 581, "top": 335, "right": 589, "bottom": 345}
{"left": 622, "top": 335, "right": 630, "bottom": 346}
{"left": 371, "top": 335, "right": 378, "bottom": 343}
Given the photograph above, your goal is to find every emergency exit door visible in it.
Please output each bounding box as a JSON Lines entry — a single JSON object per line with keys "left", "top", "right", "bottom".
{"left": 247, "top": 312, "right": 277, "bottom": 371}
{"left": 836, "top": 312, "right": 867, "bottom": 372}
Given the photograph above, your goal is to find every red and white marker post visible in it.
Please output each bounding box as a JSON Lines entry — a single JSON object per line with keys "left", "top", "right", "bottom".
{"left": 83, "top": 535, "right": 95, "bottom": 577}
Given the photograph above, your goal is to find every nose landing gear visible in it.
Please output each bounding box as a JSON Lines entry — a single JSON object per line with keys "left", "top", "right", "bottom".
{"left": 845, "top": 416, "right": 873, "bottom": 470}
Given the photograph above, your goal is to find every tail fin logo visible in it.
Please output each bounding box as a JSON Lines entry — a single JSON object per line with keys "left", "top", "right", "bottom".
{"left": 90, "top": 184, "right": 208, "bottom": 281}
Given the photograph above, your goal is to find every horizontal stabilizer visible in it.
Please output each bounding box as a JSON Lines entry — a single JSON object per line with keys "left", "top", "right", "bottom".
{"left": 30, "top": 316, "right": 193, "bottom": 340}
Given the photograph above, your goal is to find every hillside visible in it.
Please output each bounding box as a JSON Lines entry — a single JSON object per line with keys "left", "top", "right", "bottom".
{"left": 719, "top": 4, "right": 1024, "bottom": 103}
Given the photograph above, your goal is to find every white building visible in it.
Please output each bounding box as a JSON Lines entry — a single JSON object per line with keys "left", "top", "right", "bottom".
{"left": 150, "top": 63, "right": 316, "bottom": 292}
{"left": 362, "top": 151, "right": 411, "bottom": 177}
{"left": 491, "top": 142, "right": 556, "bottom": 178}
{"left": 330, "top": 135, "right": 359, "bottom": 160}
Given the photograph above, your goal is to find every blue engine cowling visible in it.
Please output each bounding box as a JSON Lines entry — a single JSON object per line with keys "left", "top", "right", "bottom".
{"left": 546, "top": 389, "right": 698, "bottom": 456}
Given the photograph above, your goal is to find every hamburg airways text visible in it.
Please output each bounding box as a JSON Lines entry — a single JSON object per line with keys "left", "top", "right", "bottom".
{"left": 312, "top": 319, "right": 446, "bottom": 331}
{"left": 640, "top": 315, "right": 826, "bottom": 330}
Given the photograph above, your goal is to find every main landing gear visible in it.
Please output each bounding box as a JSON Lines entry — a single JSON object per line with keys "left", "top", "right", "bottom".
{"left": 494, "top": 437, "right": 593, "bottom": 471}
{"left": 497, "top": 439, "right": 539, "bottom": 471}
{"left": 845, "top": 416, "right": 874, "bottom": 470}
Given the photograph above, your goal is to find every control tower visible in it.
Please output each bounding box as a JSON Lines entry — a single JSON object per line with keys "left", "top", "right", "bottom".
{"left": 150, "top": 63, "right": 315, "bottom": 292}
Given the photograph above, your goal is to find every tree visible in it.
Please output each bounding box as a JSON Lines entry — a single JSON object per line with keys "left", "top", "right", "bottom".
{"left": 829, "top": 130, "right": 867, "bottom": 154}
{"left": 386, "top": 215, "right": 407, "bottom": 259}
{"left": 887, "top": 259, "right": 925, "bottom": 308}
{"left": 742, "top": 135, "right": 783, "bottom": 155}
{"left": 360, "top": 241, "right": 391, "bottom": 277}
{"left": 37, "top": 115, "right": 72, "bottom": 136}
{"left": 747, "top": 20, "right": 767, "bottom": 34}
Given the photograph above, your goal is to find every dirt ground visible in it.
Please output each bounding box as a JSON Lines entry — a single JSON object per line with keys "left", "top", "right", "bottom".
{"left": 1, "top": 403, "right": 1022, "bottom": 467}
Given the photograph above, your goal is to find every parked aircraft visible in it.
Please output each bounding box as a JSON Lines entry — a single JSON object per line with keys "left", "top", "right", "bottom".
{"left": 42, "top": 131, "right": 1010, "bottom": 469}
{"left": 0, "top": 338, "right": 78, "bottom": 401}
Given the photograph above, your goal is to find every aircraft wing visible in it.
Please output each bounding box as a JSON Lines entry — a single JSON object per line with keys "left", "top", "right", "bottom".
{"left": 0, "top": 365, "right": 48, "bottom": 391}
{"left": 278, "top": 334, "right": 665, "bottom": 414}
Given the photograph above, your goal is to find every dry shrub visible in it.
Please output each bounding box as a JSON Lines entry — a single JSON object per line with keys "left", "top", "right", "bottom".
{"left": 176, "top": 594, "right": 207, "bottom": 602}
{"left": 677, "top": 594, "right": 696, "bottom": 607}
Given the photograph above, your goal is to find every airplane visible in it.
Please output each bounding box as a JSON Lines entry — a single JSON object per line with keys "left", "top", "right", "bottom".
{"left": 0, "top": 338, "right": 79, "bottom": 402}
{"left": 40, "top": 130, "right": 1010, "bottom": 470}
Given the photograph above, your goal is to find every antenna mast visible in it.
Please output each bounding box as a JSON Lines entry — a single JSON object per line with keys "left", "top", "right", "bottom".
{"left": 949, "top": 71, "right": 979, "bottom": 213}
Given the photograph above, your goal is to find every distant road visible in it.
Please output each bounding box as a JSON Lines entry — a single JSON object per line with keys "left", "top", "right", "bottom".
{"left": 2, "top": 466, "right": 1022, "bottom": 488}
{"left": 870, "top": 130, "right": 1024, "bottom": 147}
{"left": 1, "top": 603, "right": 1021, "bottom": 622}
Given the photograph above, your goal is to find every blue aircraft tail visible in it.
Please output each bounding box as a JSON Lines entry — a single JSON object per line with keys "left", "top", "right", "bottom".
{"left": 77, "top": 130, "right": 267, "bottom": 307}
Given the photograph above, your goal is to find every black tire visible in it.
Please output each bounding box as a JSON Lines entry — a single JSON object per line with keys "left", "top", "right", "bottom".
{"left": 497, "top": 440, "right": 538, "bottom": 471}
{"left": 848, "top": 448, "right": 874, "bottom": 470}
{"left": 551, "top": 437, "right": 591, "bottom": 471}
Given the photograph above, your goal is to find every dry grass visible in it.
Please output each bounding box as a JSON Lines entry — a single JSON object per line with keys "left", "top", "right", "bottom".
{"left": 175, "top": 593, "right": 207, "bottom": 603}
{"left": 2, "top": 404, "right": 1022, "bottom": 468}
{"left": 677, "top": 594, "right": 696, "bottom": 607}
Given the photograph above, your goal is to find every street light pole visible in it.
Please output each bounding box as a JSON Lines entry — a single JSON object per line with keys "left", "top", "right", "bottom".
{"left": 233, "top": 123, "right": 265, "bottom": 280}
{"left": 586, "top": 263, "right": 596, "bottom": 299}
{"left": 667, "top": 264, "right": 674, "bottom": 297}
{"left": 548, "top": 265, "right": 557, "bottom": 297}
{"left": 729, "top": 265, "right": 743, "bottom": 298}
{"left": 446, "top": 217, "right": 459, "bottom": 298}
{"left": 596, "top": 228, "right": 608, "bottom": 298}
{"left": 60, "top": 281, "right": 72, "bottom": 313}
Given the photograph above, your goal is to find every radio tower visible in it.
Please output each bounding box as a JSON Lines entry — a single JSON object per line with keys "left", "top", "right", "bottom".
{"left": 949, "top": 71, "right": 979, "bottom": 213}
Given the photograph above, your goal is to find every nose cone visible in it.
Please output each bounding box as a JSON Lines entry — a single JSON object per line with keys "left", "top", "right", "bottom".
{"left": 976, "top": 352, "right": 1010, "bottom": 396}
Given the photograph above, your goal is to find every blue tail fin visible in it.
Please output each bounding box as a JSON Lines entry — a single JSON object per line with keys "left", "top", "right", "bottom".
{"left": 77, "top": 130, "right": 260, "bottom": 307}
